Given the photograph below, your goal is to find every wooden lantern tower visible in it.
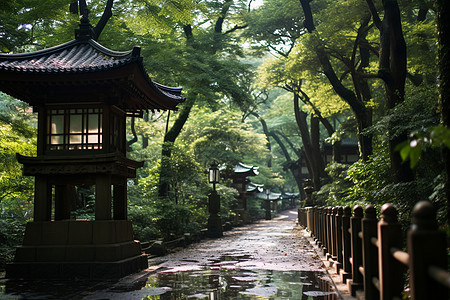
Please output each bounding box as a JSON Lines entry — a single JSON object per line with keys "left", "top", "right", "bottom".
{"left": 231, "top": 163, "right": 259, "bottom": 222}
{"left": 0, "top": 14, "right": 184, "bottom": 279}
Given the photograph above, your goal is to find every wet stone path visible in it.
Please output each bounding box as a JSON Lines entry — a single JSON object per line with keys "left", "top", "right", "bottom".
{"left": 0, "top": 207, "right": 341, "bottom": 299}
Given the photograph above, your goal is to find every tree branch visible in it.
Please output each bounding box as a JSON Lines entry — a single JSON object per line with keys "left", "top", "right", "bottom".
{"left": 365, "top": 0, "right": 382, "bottom": 29}
{"left": 93, "top": 0, "right": 114, "bottom": 41}
{"left": 250, "top": 112, "right": 272, "bottom": 167}
{"left": 299, "top": 0, "right": 315, "bottom": 32}
{"left": 126, "top": 116, "right": 138, "bottom": 151}
{"left": 224, "top": 24, "right": 248, "bottom": 35}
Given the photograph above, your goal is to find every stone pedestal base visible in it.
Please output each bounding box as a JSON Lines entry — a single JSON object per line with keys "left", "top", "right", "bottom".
{"left": 6, "top": 220, "right": 148, "bottom": 279}
{"left": 207, "top": 214, "right": 223, "bottom": 238}
{"left": 207, "top": 192, "right": 222, "bottom": 238}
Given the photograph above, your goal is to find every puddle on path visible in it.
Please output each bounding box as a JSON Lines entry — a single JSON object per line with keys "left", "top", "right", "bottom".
{"left": 0, "top": 268, "right": 338, "bottom": 300}
{"left": 96, "top": 268, "right": 338, "bottom": 299}
{"left": 140, "top": 268, "right": 338, "bottom": 299}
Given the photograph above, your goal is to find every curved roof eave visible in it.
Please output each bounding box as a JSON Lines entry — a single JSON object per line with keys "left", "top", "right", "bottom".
{"left": 234, "top": 162, "right": 259, "bottom": 176}
{"left": 0, "top": 39, "right": 185, "bottom": 110}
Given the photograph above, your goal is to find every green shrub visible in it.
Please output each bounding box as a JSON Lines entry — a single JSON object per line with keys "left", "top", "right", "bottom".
{"left": 0, "top": 217, "right": 25, "bottom": 270}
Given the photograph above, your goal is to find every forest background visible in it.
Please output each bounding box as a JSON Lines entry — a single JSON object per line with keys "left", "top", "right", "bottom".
{"left": 0, "top": 0, "right": 449, "bottom": 269}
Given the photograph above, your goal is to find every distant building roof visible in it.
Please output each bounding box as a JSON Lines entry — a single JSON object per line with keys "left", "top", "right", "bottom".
{"left": 255, "top": 191, "right": 282, "bottom": 200}
{"left": 0, "top": 37, "right": 184, "bottom": 112}
{"left": 234, "top": 163, "right": 259, "bottom": 177}
{"left": 246, "top": 181, "right": 264, "bottom": 193}
{"left": 280, "top": 192, "right": 299, "bottom": 199}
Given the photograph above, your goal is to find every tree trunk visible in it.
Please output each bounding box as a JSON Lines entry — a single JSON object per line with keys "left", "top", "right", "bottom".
{"left": 382, "top": 0, "right": 412, "bottom": 182}
{"left": 142, "top": 112, "right": 149, "bottom": 149}
{"left": 158, "top": 96, "right": 195, "bottom": 197}
{"left": 158, "top": 2, "right": 232, "bottom": 197}
{"left": 250, "top": 112, "right": 272, "bottom": 167}
{"left": 93, "top": 0, "right": 113, "bottom": 41}
{"left": 296, "top": 88, "right": 342, "bottom": 162}
{"left": 294, "top": 93, "right": 317, "bottom": 188}
{"left": 310, "top": 115, "right": 327, "bottom": 181}
{"left": 437, "top": 0, "right": 450, "bottom": 225}
{"left": 126, "top": 116, "right": 138, "bottom": 151}
{"left": 354, "top": 19, "right": 373, "bottom": 160}
{"left": 366, "top": 0, "right": 412, "bottom": 182}
{"left": 269, "top": 131, "right": 303, "bottom": 193}
{"left": 299, "top": 0, "right": 372, "bottom": 161}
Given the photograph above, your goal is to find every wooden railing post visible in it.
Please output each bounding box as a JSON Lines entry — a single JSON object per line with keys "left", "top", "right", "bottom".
{"left": 362, "top": 204, "right": 379, "bottom": 300}
{"left": 409, "top": 201, "right": 448, "bottom": 300}
{"left": 326, "top": 206, "right": 333, "bottom": 258}
{"left": 349, "top": 205, "right": 363, "bottom": 296}
{"left": 378, "top": 203, "right": 404, "bottom": 300}
{"left": 335, "top": 206, "right": 343, "bottom": 273}
{"left": 330, "top": 206, "right": 338, "bottom": 262}
{"left": 341, "top": 205, "right": 352, "bottom": 283}
{"left": 321, "top": 207, "right": 326, "bottom": 254}
{"left": 307, "top": 207, "right": 313, "bottom": 233}
{"left": 314, "top": 207, "right": 320, "bottom": 246}
{"left": 312, "top": 207, "right": 317, "bottom": 242}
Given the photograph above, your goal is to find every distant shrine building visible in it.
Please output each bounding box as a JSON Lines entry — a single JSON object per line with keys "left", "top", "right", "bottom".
{"left": 0, "top": 15, "right": 184, "bottom": 278}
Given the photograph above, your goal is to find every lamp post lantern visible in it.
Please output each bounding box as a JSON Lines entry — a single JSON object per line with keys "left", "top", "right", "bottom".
{"left": 265, "top": 188, "right": 271, "bottom": 220}
{"left": 208, "top": 161, "right": 220, "bottom": 191}
{"left": 207, "top": 162, "right": 222, "bottom": 238}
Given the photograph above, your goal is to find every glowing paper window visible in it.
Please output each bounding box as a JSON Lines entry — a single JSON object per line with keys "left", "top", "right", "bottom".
{"left": 47, "top": 108, "right": 103, "bottom": 151}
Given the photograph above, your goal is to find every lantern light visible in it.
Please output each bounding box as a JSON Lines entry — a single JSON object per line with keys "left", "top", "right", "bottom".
{"left": 208, "top": 161, "right": 220, "bottom": 191}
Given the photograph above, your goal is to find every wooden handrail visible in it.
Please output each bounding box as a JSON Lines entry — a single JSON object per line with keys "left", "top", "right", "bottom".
{"left": 391, "top": 247, "right": 410, "bottom": 267}
{"left": 298, "top": 201, "right": 448, "bottom": 299}
{"left": 370, "top": 236, "right": 378, "bottom": 248}
{"left": 429, "top": 265, "right": 450, "bottom": 289}
{"left": 372, "top": 277, "right": 380, "bottom": 291}
{"left": 359, "top": 266, "right": 365, "bottom": 276}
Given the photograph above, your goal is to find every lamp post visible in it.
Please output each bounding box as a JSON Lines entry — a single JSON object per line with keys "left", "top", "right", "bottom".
{"left": 265, "top": 188, "right": 271, "bottom": 220}
{"left": 207, "top": 161, "right": 222, "bottom": 238}
{"left": 209, "top": 161, "right": 220, "bottom": 191}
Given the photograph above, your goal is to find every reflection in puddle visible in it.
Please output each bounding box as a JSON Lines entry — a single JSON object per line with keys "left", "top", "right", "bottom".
{"left": 142, "top": 269, "right": 338, "bottom": 299}
{"left": 0, "top": 269, "right": 338, "bottom": 299}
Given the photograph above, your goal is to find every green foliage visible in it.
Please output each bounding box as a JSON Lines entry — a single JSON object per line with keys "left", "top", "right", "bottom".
{"left": 182, "top": 107, "right": 269, "bottom": 166}
{"left": 71, "top": 195, "right": 95, "bottom": 220}
{"left": 0, "top": 93, "right": 36, "bottom": 220}
{"left": 397, "top": 125, "right": 450, "bottom": 168}
{"left": 246, "top": 196, "right": 265, "bottom": 219}
{"left": 320, "top": 90, "right": 446, "bottom": 226}
{"left": 0, "top": 217, "right": 25, "bottom": 269}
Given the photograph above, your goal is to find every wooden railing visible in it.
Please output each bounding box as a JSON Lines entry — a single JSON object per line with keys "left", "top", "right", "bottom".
{"left": 298, "top": 201, "right": 449, "bottom": 300}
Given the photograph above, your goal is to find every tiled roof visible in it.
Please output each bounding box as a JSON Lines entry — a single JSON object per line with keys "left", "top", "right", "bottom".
{"left": 0, "top": 39, "right": 136, "bottom": 74}
{"left": 246, "top": 181, "right": 263, "bottom": 193}
{"left": 234, "top": 162, "right": 259, "bottom": 176}
{"left": 0, "top": 39, "right": 185, "bottom": 110}
{"left": 255, "top": 191, "right": 282, "bottom": 200}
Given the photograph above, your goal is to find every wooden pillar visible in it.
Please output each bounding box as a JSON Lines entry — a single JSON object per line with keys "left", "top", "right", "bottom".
{"left": 341, "top": 205, "right": 352, "bottom": 283}
{"left": 362, "top": 205, "right": 379, "bottom": 300}
{"left": 319, "top": 207, "right": 326, "bottom": 253}
{"left": 349, "top": 205, "right": 363, "bottom": 296}
{"left": 378, "top": 204, "right": 404, "bottom": 300}
{"left": 409, "top": 201, "right": 448, "bottom": 299}
{"left": 55, "top": 184, "right": 71, "bottom": 220}
{"left": 326, "top": 207, "right": 332, "bottom": 258}
{"left": 95, "top": 175, "right": 112, "bottom": 220}
{"left": 330, "top": 206, "right": 338, "bottom": 260}
{"left": 34, "top": 176, "right": 51, "bottom": 221}
{"left": 335, "top": 206, "right": 343, "bottom": 273}
{"left": 113, "top": 179, "right": 127, "bottom": 220}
